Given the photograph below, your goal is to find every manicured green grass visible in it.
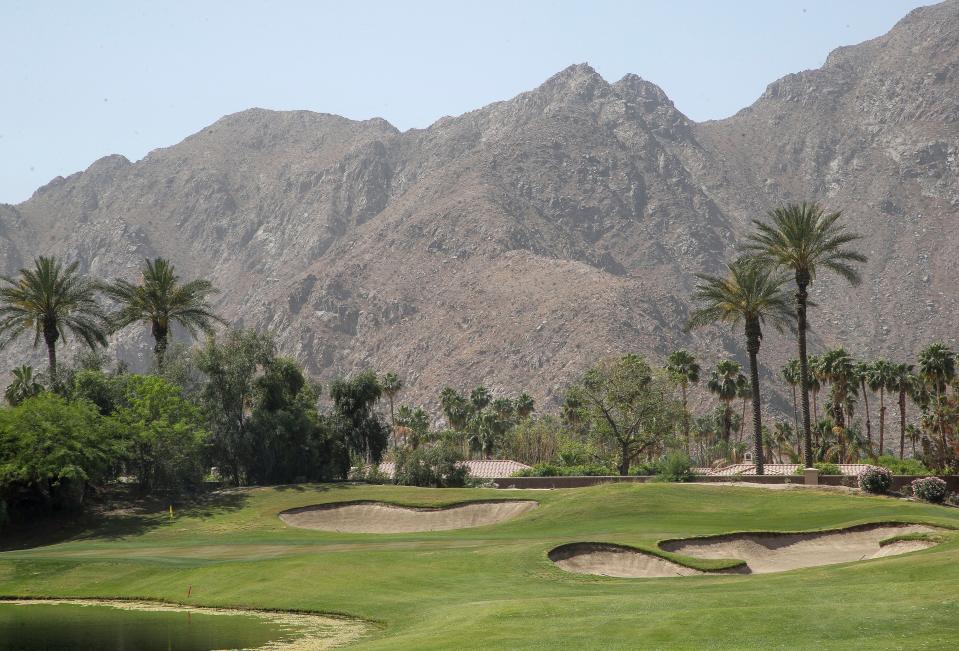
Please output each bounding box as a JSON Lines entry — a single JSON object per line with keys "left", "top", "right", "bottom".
{"left": 2, "top": 483, "right": 959, "bottom": 649}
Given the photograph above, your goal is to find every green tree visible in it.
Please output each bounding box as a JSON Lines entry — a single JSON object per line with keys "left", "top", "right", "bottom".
{"left": 380, "top": 372, "right": 404, "bottom": 447}
{"left": 687, "top": 259, "right": 793, "bottom": 474}
{"left": 918, "top": 343, "right": 956, "bottom": 457}
{"left": 440, "top": 387, "right": 471, "bottom": 432}
{"left": 705, "top": 360, "right": 747, "bottom": 446}
{"left": 396, "top": 405, "right": 430, "bottom": 449}
{"left": 110, "top": 375, "right": 209, "bottom": 492}
{"left": 868, "top": 359, "right": 896, "bottom": 456}
{"left": 781, "top": 359, "right": 801, "bottom": 452}
{"left": 0, "top": 256, "right": 107, "bottom": 380}
{"left": 819, "top": 349, "right": 857, "bottom": 434}
{"left": 0, "top": 393, "right": 116, "bottom": 510}
{"left": 329, "top": 370, "right": 387, "bottom": 466}
{"left": 746, "top": 202, "right": 866, "bottom": 468}
{"left": 515, "top": 393, "right": 536, "bottom": 419}
{"left": 664, "top": 350, "right": 700, "bottom": 455}
{"left": 854, "top": 360, "right": 873, "bottom": 452}
{"left": 567, "top": 355, "right": 681, "bottom": 475}
{"left": 195, "top": 329, "right": 275, "bottom": 485}
{"left": 101, "top": 257, "right": 224, "bottom": 370}
{"left": 470, "top": 385, "right": 492, "bottom": 411}
{"left": 887, "top": 363, "right": 917, "bottom": 459}
{"left": 4, "top": 365, "right": 44, "bottom": 406}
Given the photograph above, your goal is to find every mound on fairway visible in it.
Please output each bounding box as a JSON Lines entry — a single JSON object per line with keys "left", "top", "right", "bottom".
{"left": 279, "top": 499, "right": 538, "bottom": 533}
{"left": 660, "top": 523, "right": 941, "bottom": 574}
{"left": 549, "top": 542, "right": 705, "bottom": 578}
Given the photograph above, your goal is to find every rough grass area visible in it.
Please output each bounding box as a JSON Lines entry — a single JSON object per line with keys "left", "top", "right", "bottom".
{"left": 2, "top": 483, "right": 959, "bottom": 649}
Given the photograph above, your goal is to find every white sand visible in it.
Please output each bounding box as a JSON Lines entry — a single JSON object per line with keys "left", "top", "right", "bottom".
{"left": 549, "top": 543, "right": 703, "bottom": 578}
{"left": 280, "top": 500, "right": 538, "bottom": 533}
{"left": 660, "top": 524, "right": 939, "bottom": 573}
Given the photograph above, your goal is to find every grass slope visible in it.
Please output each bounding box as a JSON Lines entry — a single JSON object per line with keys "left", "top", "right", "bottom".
{"left": 2, "top": 483, "right": 958, "bottom": 649}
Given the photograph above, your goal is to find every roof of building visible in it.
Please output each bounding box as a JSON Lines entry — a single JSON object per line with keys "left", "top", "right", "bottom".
{"left": 377, "top": 459, "right": 532, "bottom": 480}
{"left": 694, "top": 463, "right": 878, "bottom": 477}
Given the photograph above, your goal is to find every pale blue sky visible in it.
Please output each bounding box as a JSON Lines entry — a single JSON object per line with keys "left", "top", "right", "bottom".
{"left": 0, "top": 0, "right": 929, "bottom": 203}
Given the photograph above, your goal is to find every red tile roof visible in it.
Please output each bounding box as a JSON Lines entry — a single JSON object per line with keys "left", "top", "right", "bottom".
{"left": 377, "top": 460, "right": 532, "bottom": 480}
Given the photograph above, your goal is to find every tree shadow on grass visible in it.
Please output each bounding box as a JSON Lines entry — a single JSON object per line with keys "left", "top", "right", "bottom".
{"left": 0, "top": 487, "right": 251, "bottom": 552}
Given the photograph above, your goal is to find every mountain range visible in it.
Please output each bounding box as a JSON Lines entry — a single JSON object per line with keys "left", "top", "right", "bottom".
{"left": 2, "top": 0, "right": 957, "bottom": 415}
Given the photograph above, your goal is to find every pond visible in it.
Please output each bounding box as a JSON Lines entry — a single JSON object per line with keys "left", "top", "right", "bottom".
{"left": 0, "top": 600, "right": 320, "bottom": 650}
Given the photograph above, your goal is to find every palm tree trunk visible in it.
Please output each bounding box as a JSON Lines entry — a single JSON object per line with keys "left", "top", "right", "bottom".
{"left": 861, "top": 378, "right": 872, "bottom": 454}
{"left": 898, "top": 390, "right": 907, "bottom": 458}
{"left": 722, "top": 403, "right": 732, "bottom": 444}
{"left": 152, "top": 322, "right": 169, "bottom": 371}
{"left": 791, "top": 384, "right": 800, "bottom": 455}
{"left": 43, "top": 324, "right": 59, "bottom": 386}
{"left": 795, "top": 277, "right": 813, "bottom": 468}
{"left": 681, "top": 384, "right": 690, "bottom": 455}
{"left": 739, "top": 397, "right": 747, "bottom": 443}
{"left": 389, "top": 397, "right": 396, "bottom": 448}
{"left": 878, "top": 388, "right": 886, "bottom": 456}
{"left": 746, "top": 323, "right": 764, "bottom": 475}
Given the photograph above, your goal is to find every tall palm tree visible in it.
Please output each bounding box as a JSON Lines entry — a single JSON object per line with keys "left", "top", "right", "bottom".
{"left": 665, "top": 349, "right": 701, "bottom": 454}
{"left": 470, "top": 385, "right": 491, "bottom": 411}
{"left": 688, "top": 259, "right": 794, "bottom": 475}
{"left": 854, "top": 360, "right": 873, "bottom": 453}
{"left": 737, "top": 379, "right": 752, "bottom": 444}
{"left": 819, "top": 348, "right": 857, "bottom": 432}
{"left": 746, "top": 202, "right": 866, "bottom": 468}
{"left": 705, "top": 360, "right": 745, "bottom": 446}
{"left": 4, "top": 365, "right": 44, "bottom": 406}
{"left": 100, "top": 257, "right": 224, "bottom": 369}
{"left": 917, "top": 343, "right": 956, "bottom": 455}
{"left": 868, "top": 359, "right": 896, "bottom": 456}
{"left": 380, "top": 372, "right": 404, "bottom": 447}
{"left": 887, "top": 363, "right": 916, "bottom": 459}
{"left": 781, "top": 359, "right": 801, "bottom": 447}
{"left": 0, "top": 256, "right": 107, "bottom": 379}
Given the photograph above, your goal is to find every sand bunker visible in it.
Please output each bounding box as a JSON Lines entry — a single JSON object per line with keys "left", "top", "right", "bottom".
{"left": 660, "top": 523, "right": 940, "bottom": 574}
{"left": 280, "top": 500, "right": 538, "bottom": 533}
{"left": 549, "top": 543, "right": 706, "bottom": 578}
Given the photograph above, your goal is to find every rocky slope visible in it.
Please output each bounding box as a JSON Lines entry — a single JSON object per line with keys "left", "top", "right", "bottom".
{"left": 2, "top": 1, "right": 957, "bottom": 414}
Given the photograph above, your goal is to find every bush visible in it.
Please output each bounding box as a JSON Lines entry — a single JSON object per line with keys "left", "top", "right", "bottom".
{"left": 793, "top": 462, "right": 841, "bottom": 476}
{"left": 858, "top": 466, "right": 893, "bottom": 494}
{"left": 656, "top": 454, "right": 694, "bottom": 482}
{"left": 514, "top": 463, "right": 613, "bottom": 477}
{"left": 912, "top": 477, "right": 948, "bottom": 503}
{"left": 394, "top": 444, "right": 469, "bottom": 488}
{"left": 874, "top": 455, "right": 932, "bottom": 476}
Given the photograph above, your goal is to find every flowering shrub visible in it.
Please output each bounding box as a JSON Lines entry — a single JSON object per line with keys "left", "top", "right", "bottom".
{"left": 911, "top": 476, "right": 948, "bottom": 503}
{"left": 858, "top": 466, "right": 893, "bottom": 494}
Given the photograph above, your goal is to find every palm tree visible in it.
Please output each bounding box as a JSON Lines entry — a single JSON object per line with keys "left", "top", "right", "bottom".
{"left": 781, "top": 359, "right": 801, "bottom": 448}
{"left": 515, "top": 393, "right": 535, "bottom": 419}
{"left": 688, "top": 259, "right": 794, "bottom": 475}
{"left": 917, "top": 343, "right": 956, "bottom": 456}
{"left": 868, "top": 359, "right": 896, "bottom": 456}
{"left": 100, "top": 257, "right": 224, "bottom": 369}
{"left": 470, "top": 385, "right": 491, "bottom": 411}
{"left": 380, "top": 372, "right": 403, "bottom": 446}
{"left": 819, "top": 348, "right": 857, "bottom": 433}
{"left": 665, "top": 349, "right": 701, "bottom": 454}
{"left": 887, "top": 363, "right": 916, "bottom": 459}
{"left": 4, "top": 365, "right": 44, "bottom": 406}
{"left": 440, "top": 387, "right": 470, "bottom": 431}
{"left": 736, "top": 379, "right": 752, "bottom": 444}
{"left": 854, "top": 360, "right": 873, "bottom": 452}
{"left": 746, "top": 202, "right": 866, "bottom": 468}
{"left": 706, "top": 360, "right": 745, "bottom": 447}
{"left": 0, "top": 256, "right": 108, "bottom": 380}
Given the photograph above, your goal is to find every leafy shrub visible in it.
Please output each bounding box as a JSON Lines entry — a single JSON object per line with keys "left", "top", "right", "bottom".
{"left": 394, "top": 444, "right": 469, "bottom": 488}
{"left": 793, "top": 462, "right": 842, "bottom": 476}
{"left": 656, "top": 454, "right": 694, "bottom": 482}
{"left": 874, "top": 455, "right": 932, "bottom": 476}
{"left": 514, "top": 463, "right": 613, "bottom": 477}
{"left": 912, "top": 477, "right": 948, "bottom": 503}
{"left": 858, "top": 466, "right": 893, "bottom": 494}
{"left": 630, "top": 461, "right": 661, "bottom": 476}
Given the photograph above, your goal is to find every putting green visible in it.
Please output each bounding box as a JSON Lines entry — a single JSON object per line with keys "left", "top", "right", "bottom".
{"left": 2, "top": 483, "right": 958, "bottom": 649}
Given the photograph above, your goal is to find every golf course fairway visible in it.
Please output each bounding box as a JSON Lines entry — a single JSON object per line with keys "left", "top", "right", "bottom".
{"left": 2, "top": 482, "right": 958, "bottom": 649}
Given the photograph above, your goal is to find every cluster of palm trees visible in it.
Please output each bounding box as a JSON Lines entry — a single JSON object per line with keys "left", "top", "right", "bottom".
{"left": 0, "top": 255, "right": 223, "bottom": 382}
{"left": 687, "top": 203, "right": 867, "bottom": 474}
{"left": 439, "top": 385, "right": 535, "bottom": 458}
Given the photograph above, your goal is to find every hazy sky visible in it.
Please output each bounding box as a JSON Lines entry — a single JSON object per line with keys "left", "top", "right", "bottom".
{"left": 0, "top": 0, "right": 929, "bottom": 203}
